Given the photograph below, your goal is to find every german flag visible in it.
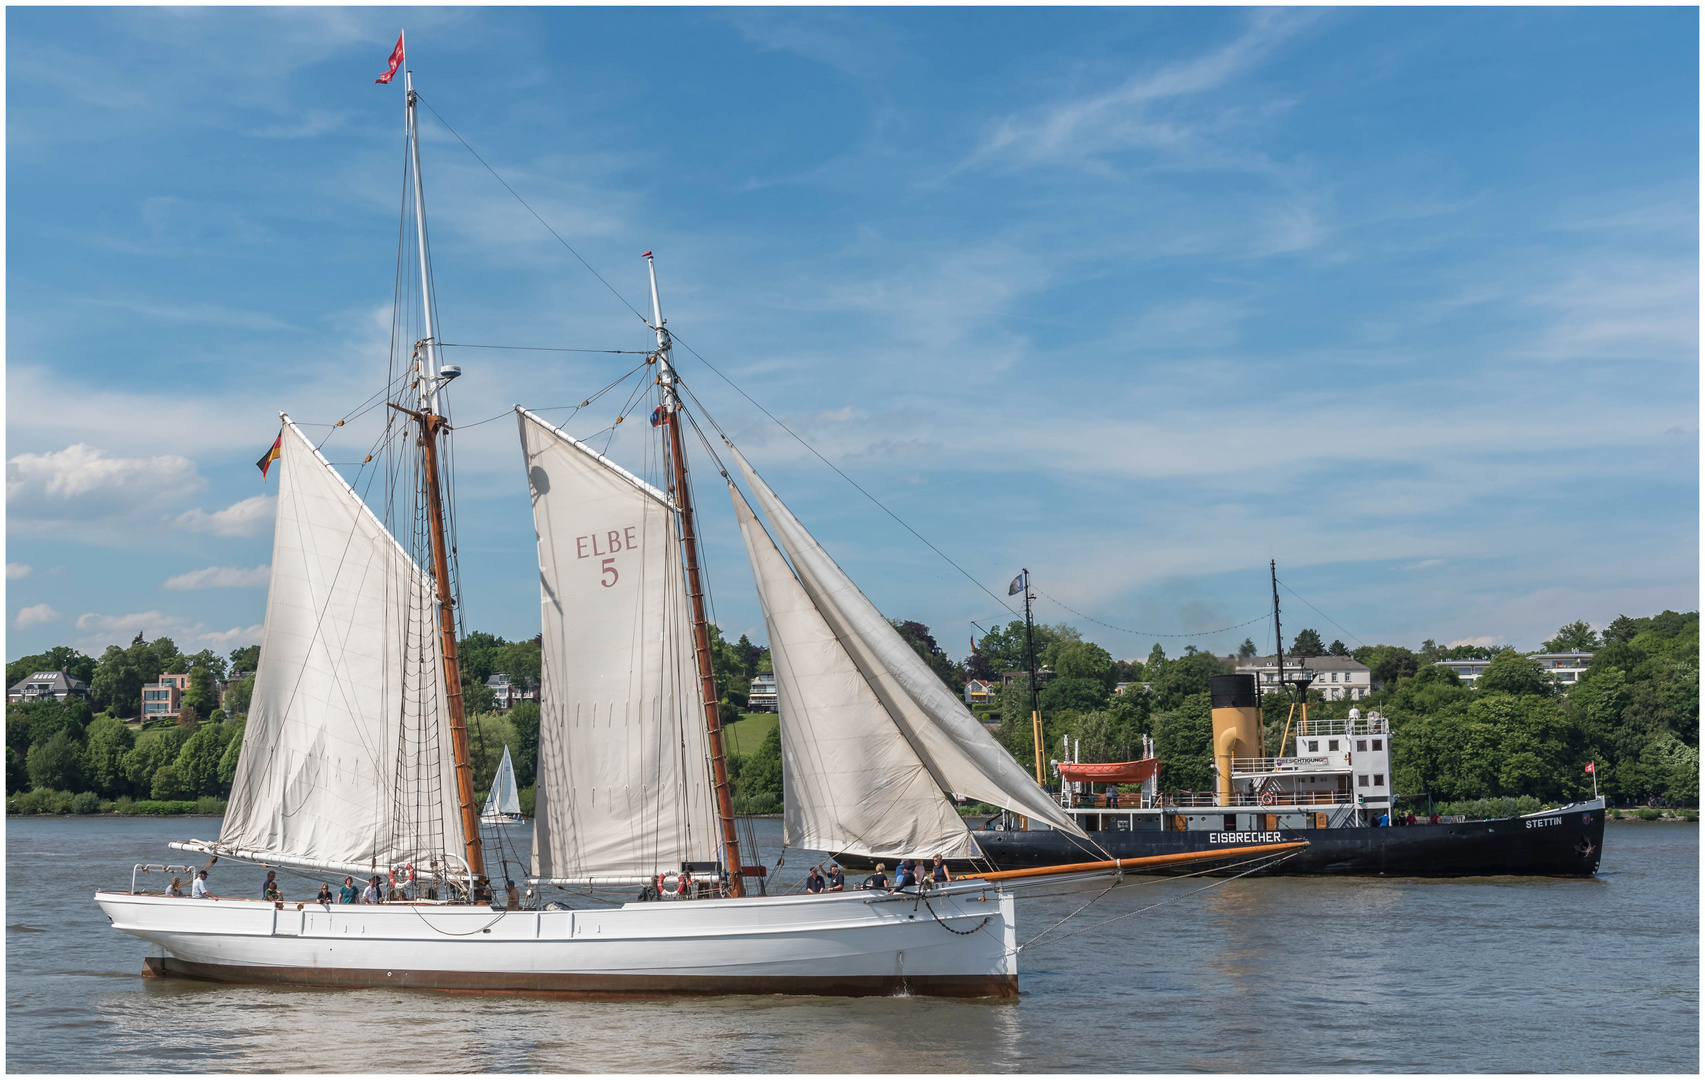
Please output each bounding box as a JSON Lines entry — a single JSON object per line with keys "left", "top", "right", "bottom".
{"left": 256, "top": 435, "right": 282, "bottom": 482}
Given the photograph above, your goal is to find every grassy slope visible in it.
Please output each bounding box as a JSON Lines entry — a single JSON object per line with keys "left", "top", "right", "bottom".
{"left": 722, "top": 712, "right": 778, "bottom": 756}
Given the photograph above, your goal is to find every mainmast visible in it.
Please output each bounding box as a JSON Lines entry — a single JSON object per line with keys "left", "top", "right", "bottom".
{"left": 397, "top": 67, "right": 485, "bottom": 891}
{"left": 646, "top": 253, "right": 746, "bottom": 898}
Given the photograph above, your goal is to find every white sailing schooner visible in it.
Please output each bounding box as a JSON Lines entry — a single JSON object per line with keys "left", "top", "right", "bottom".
{"left": 94, "top": 56, "right": 1302, "bottom": 998}
{"left": 481, "top": 747, "right": 525, "bottom": 827}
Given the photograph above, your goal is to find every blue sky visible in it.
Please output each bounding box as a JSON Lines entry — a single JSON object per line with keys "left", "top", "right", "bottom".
{"left": 6, "top": 7, "right": 1698, "bottom": 666}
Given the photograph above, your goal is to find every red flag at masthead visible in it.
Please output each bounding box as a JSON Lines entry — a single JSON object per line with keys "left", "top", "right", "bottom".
{"left": 375, "top": 31, "right": 405, "bottom": 84}
{"left": 1585, "top": 761, "right": 1596, "bottom": 774}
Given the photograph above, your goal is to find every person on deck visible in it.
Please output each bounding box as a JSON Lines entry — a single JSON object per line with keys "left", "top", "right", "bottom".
{"left": 262, "top": 871, "right": 282, "bottom": 902}
{"left": 805, "top": 866, "right": 825, "bottom": 894}
{"left": 316, "top": 883, "right": 333, "bottom": 905}
{"left": 826, "top": 864, "right": 845, "bottom": 892}
{"left": 863, "top": 863, "right": 888, "bottom": 891}
{"left": 339, "top": 876, "right": 359, "bottom": 904}
{"left": 505, "top": 880, "right": 520, "bottom": 911}
{"left": 191, "top": 870, "right": 211, "bottom": 899}
{"left": 362, "top": 875, "right": 383, "bottom": 904}
{"left": 931, "top": 855, "right": 949, "bottom": 884}
{"left": 890, "top": 861, "right": 917, "bottom": 892}
{"left": 167, "top": 876, "right": 184, "bottom": 897}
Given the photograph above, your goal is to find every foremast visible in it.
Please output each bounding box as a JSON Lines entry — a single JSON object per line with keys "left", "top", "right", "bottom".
{"left": 395, "top": 67, "right": 485, "bottom": 890}
{"left": 646, "top": 254, "right": 746, "bottom": 897}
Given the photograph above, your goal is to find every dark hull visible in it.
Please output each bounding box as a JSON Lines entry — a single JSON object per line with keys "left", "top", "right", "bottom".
{"left": 140, "top": 956, "right": 1015, "bottom": 999}
{"left": 838, "top": 804, "right": 1605, "bottom": 878}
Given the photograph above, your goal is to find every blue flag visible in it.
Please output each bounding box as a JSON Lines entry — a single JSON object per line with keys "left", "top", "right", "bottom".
{"left": 1008, "top": 571, "right": 1026, "bottom": 596}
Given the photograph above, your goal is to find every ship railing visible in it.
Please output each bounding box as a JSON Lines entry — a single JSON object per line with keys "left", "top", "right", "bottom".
{"left": 1166, "top": 792, "right": 1353, "bottom": 809}
{"left": 131, "top": 863, "right": 201, "bottom": 895}
{"left": 1294, "top": 715, "right": 1389, "bottom": 737}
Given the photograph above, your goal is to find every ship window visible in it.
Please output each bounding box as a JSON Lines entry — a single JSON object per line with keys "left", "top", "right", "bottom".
{"left": 1328, "top": 739, "right": 1339, "bottom": 751}
{"left": 1358, "top": 774, "right": 1369, "bottom": 787}
{"left": 1307, "top": 740, "right": 1318, "bottom": 752}
{"left": 1372, "top": 739, "right": 1382, "bottom": 751}
{"left": 1357, "top": 740, "right": 1367, "bottom": 752}
{"left": 1374, "top": 774, "right": 1385, "bottom": 787}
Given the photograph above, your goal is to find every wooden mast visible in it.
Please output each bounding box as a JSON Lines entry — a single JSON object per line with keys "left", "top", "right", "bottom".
{"left": 646, "top": 253, "right": 746, "bottom": 897}
{"left": 399, "top": 68, "right": 485, "bottom": 892}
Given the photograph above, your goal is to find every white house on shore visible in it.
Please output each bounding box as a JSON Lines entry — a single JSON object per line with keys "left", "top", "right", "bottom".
{"left": 1235, "top": 655, "right": 1373, "bottom": 701}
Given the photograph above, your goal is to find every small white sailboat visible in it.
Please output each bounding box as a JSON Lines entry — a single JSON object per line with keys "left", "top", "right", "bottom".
{"left": 481, "top": 747, "right": 525, "bottom": 827}
{"left": 94, "top": 52, "right": 1301, "bottom": 999}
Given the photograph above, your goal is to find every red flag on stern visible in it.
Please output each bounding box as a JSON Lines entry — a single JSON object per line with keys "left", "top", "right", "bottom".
{"left": 1585, "top": 761, "right": 1596, "bottom": 774}
{"left": 256, "top": 436, "right": 282, "bottom": 482}
{"left": 375, "top": 31, "right": 404, "bottom": 84}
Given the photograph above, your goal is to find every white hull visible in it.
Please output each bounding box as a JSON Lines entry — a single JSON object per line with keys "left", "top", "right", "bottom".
{"left": 95, "top": 883, "right": 1018, "bottom": 998}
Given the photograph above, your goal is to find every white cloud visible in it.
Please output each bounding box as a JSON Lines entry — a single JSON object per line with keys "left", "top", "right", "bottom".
{"left": 16, "top": 604, "right": 62, "bottom": 629}
{"left": 175, "top": 496, "right": 275, "bottom": 538}
{"left": 71, "top": 610, "right": 263, "bottom": 653}
{"left": 7, "top": 443, "right": 200, "bottom": 503}
{"left": 1447, "top": 636, "right": 1504, "bottom": 649}
{"left": 162, "top": 564, "right": 271, "bottom": 590}
{"left": 6, "top": 563, "right": 31, "bottom": 580}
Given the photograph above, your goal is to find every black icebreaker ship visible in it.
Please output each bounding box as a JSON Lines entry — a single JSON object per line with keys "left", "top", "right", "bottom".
{"left": 850, "top": 675, "right": 1605, "bottom": 878}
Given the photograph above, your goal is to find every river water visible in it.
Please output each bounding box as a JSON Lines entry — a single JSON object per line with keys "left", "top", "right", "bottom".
{"left": 6, "top": 816, "right": 1697, "bottom": 1073}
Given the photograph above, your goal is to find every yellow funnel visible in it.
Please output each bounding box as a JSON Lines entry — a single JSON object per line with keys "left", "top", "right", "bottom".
{"left": 1210, "top": 674, "right": 1261, "bottom": 806}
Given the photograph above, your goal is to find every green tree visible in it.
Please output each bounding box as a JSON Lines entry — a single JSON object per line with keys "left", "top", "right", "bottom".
{"left": 1290, "top": 629, "right": 1325, "bottom": 658}
{"left": 83, "top": 715, "right": 136, "bottom": 797}
{"left": 228, "top": 644, "right": 261, "bottom": 673}
{"left": 494, "top": 639, "right": 542, "bottom": 687}
{"left": 182, "top": 649, "right": 224, "bottom": 718}
{"left": 1476, "top": 649, "right": 1554, "bottom": 698}
{"left": 1543, "top": 621, "right": 1601, "bottom": 653}
{"left": 1327, "top": 639, "right": 1350, "bottom": 657}
{"left": 217, "top": 720, "right": 246, "bottom": 789}
{"left": 1039, "top": 677, "right": 1110, "bottom": 715}
{"left": 7, "top": 748, "right": 27, "bottom": 795}
{"left": 508, "top": 702, "right": 540, "bottom": 788}
{"left": 728, "top": 724, "right": 783, "bottom": 814}
{"left": 732, "top": 634, "right": 764, "bottom": 679}
{"left": 173, "top": 723, "right": 232, "bottom": 797}
{"left": 1151, "top": 693, "right": 1213, "bottom": 795}
{"left": 6, "top": 645, "right": 96, "bottom": 690}
{"left": 27, "top": 730, "right": 84, "bottom": 792}
{"left": 151, "top": 765, "right": 186, "bottom": 801}
{"left": 90, "top": 641, "right": 161, "bottom": 714}
{"left": 1146, "top": 647, "right": 1231, "bottom": 712}
{"left": 122, "top": 729, "right": 190, "bottom": 792}
{"left": 975, "top": 620, "right": 1075, "bottom": 677}
{"left": 1049, "top": 640, "right": 1116, "bottom": 692}
{"left": 227, "top": 672, "right": 256, "bottom": 715}
{"left": 1237, "top": 638, "right": 1259, "bottom": 659}
{"left": 890, "top": 619, "right": 960, "bottom": 692}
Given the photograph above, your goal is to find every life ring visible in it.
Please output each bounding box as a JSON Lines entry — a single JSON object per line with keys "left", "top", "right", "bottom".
{"left": 1260, "top": 792, "right": 1276, "bottom": 806}
{"left": 388, "top": 864, "right": 416, "bottom": 889}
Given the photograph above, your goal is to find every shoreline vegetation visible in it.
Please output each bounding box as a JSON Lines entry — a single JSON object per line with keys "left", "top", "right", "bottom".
{"left": 9, "top": 611, "right": 1697, "bottom": 823}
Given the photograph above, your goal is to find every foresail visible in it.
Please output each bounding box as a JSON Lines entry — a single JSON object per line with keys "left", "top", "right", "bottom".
{"left": 731, "top": 482, "right": 980, "bottom": 860}
{"left": 220, "top": 418, "right": 466, "bottom": 876}
{"left": 517, "top": 408, "right": 720, "bottom": 881}
{"left": 730, "top": 447, "right": 1087, "bottom": 839}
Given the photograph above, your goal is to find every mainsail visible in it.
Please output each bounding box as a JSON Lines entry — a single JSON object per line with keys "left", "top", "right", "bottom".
{"left": 731, "top": 483, "right": 981, "bottom": 859}
{"left": 517, "top": 409, "right": 720, "bottom": 882}
{"left": 729, "top": 446, "right": 1088, "bottom": 839}
{"left": 483, "top": 746, "right": 521, "bottom": 818}
{"left": 219, "top": 418, "right": 466, "bottom": 876}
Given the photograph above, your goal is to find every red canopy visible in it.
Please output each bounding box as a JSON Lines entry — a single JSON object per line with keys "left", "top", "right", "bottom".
{"left": 1058, "top": 758, "right": 1160, "bottom": 784}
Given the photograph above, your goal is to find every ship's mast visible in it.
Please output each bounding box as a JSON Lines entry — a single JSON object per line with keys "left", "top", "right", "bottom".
{"left": 1023, "top": 569, "right": 1044, "bottom": 787}
{"left": 400, "top": 67, "right": 485, "bottom": 891}
{"left": 646, "top": 254, "right": 746, "bottom": 898}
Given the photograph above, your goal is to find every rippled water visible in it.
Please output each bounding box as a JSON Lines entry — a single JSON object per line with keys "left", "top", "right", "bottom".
{"left": 7, "top": 816, "right": 1697, "bottom": 1072}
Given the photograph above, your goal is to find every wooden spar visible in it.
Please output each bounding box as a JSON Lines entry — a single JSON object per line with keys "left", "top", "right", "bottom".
{"left": 663, "top": 403, "right": 745, "bottom": 896}
{"left": 645, "top": 253, "right": 744, "bottom": 897}
{"left": 960, "top": 840, "right": 1308, "bottom": 882}
{"left": 394, "top": 402, "right": 485, "bottom": 888}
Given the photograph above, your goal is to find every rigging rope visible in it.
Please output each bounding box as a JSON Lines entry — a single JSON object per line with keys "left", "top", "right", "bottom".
{"left": 1276, "top": 578, "right": 1366, "bottom": 648}
{"left": 1032, "top": 587, "right": 1272, "bottom": 641}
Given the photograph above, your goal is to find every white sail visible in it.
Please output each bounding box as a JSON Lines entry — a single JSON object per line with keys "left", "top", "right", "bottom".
{"left": 729, "top": 447, "right": 1087, "bottom": 839}
{"left": 219, "top": 418, "right": 467, "bottom": 876}
{"left": 483, "top": 746, "right": 521, "bottom": 818}
{"left": 731, "top": 483, "right": 981, "bottom": 859}
{"left": 517, "top": 409, "right": 720, "bottom": 882}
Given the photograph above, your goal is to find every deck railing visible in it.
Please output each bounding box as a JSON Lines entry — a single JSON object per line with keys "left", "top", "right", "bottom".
{"left": 1059, "top": 791, "right": 1352, "bottom": 811}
